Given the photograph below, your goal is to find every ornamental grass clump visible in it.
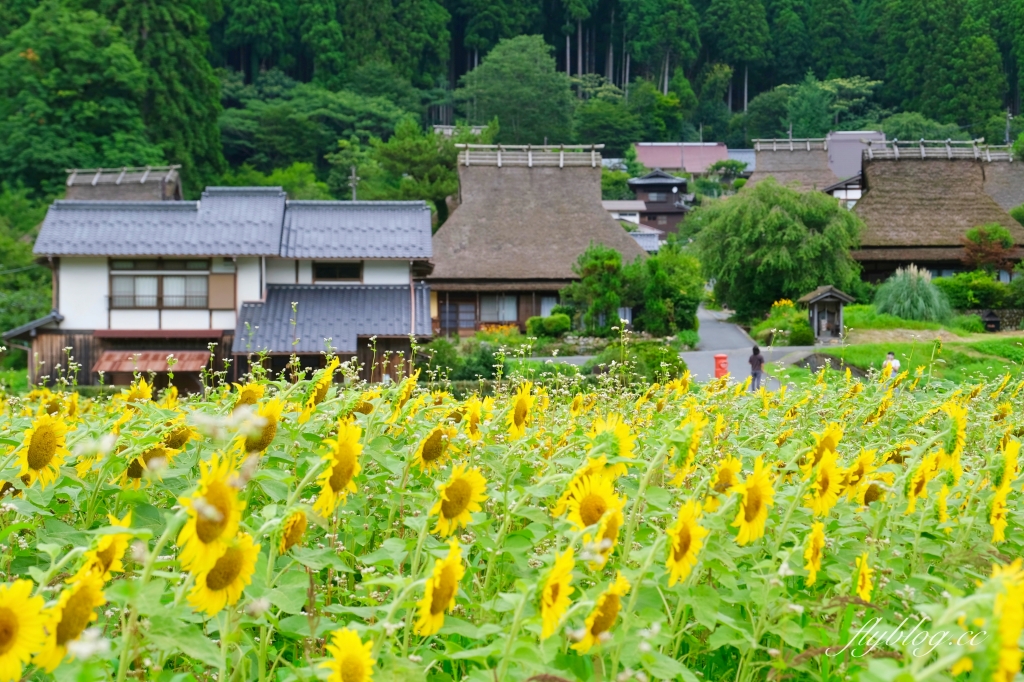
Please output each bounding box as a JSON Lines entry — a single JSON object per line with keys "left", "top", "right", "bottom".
{"left": 874, "top": 264, "right": 952, "bottom": 322}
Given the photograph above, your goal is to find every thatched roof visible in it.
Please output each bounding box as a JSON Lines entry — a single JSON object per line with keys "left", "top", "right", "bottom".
{"left": 430, "top": 164, "right": 646, "bottom": 282}
{"left": 983, "top": 161, "right": 1024, "bottom": 211}
{"left": 746, "top": 145, "right": 839, "bottom": 192}
{"left": 852, "top": 158, "right": 1024, "bottom": 252}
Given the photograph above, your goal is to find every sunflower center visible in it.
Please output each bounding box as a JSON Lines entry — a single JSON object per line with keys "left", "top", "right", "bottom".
{"left": 513, "top": 400, "right": 528, "bottom": 428}
{"left": 339, "top": 652, "right": 367, "bottom": 682}
{"left": 864, "top": 483, "right": 882, "bottom": 504}
{"left": 45, "top": 398, "right": 61, "bottom": 415}
{"left": 429, "top": 565, "right": 458, "bottom": 616}
{"left": 56, "top": 586, "right": 95, "bottom": 646}
{"left": 164, "top": 426, "right": 191, "bottom": 449}
{"left": 590, "top": 594, "right": 621, "bottom": 636}
{"left": 0, "top": 607, "right": 17, "bottom": 655}
{"left": 743, "top": 485, "right": 763, "bottom": 523}
{"left": 283, "top": 514, "right": 307, "bottom": 551}
{"left": 547, "top": 582, "right": 560, "bottom": 604}
{"left": 816, "top": 469, "right": 831, "bottom": 496}
{"left": 579, "top": 493, "right": 608, "bottom": 527}
{"left": 26, "top": 424, "right": 57, "bottom": 471}
{"left": 329, "top": 451, "right": 357, "bottom": 493}
{"left": 313, "top": 381, "right": 330, "bottom": 406}
{"left": 440, "top": 478, "right": 472, "bottom": 518}
{"left": 127, "top": 446, "right": 169, "bottom": 480}
{"left": 95, "top": 542, "right": 117, "bottom": 572}
{"left": 713, "top": 471, "right": 734, "bottom": 493}
{"left": 245, "top": 415, "right": 278, "bottom": 452}
{"left": 237, "top": 389, "right": 259, "bottom": 407}
{"left": 421, "top": 431, "right": 446, "bottom": 463}
{"left": 195, "top": 481, "right": 232, "bottom": 544}
{"left": 600, "top": 512, "right": 621, "bottom": 546}
{"left": 205, "top": 546, "right": 244, "bottom": 591}
{"left": 673, "top": 524, "right": 692, "bottom": 561}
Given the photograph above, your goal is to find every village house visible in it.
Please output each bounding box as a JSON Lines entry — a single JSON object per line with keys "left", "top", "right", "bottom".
{"left": 3, "top": 182, "right": 433, "bottom": 387}
{"left": 746, "top": 132, "right": 886, "bottom": 193}
{"left": 428, "top": 144, "right": 646, "bottom": 335}
{"left": 626, "top": 169, "right": 694, "bottom": 235}
{"left": 633, "top": 142, "right": 730, "bottom": 176}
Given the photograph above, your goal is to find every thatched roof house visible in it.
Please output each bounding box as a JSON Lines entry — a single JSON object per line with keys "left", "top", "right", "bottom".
{"left": 429, "top": 144, "right": 646, "bottom": 334}
{"left": 746, "top": 139, "right": 839, "bottom": 191}
{"left": 852, "top": 155, "right": 1024, "bottom": 280}
{"left": 65, "top": 166, "right": 182, "bottom": 201}
{"left": 983, "top": 160, "right": 1024, "bottom": 211}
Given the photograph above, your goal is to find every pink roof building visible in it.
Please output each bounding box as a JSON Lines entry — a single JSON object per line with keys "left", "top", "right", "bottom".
{"left": 634, "top": 143, "right": 730, "bottom": 175}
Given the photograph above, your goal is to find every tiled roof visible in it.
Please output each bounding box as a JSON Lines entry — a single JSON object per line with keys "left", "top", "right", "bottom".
{"left": 627, "top": 169, "right": 688, "bottom": 187}
{"left": 232, "top": 284, "right": 431, "bottom": 354}
{"left": 634, "top": 143, "right": 730, "bottom": 174}
{"left": 2, "top": 310, "right": 63, "bottom": 341}
{"left": 34, "top": 187, "right": 287, "bottom": 256}
{"left": 281, "top": 201, "right": 432, "bottom": 259}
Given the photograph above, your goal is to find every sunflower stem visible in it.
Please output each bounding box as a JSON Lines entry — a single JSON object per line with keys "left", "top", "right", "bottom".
{"left": 609, "top": 537, "right": 662, "bottom": 675}
{"left": 771, "top": 477, "right": 807, "bottom": 556}
{"left": 496, "top": 589, "right": 529, "bottom": 679}
{"left": 621, "top": 444, "right": 669, "bottom": 563}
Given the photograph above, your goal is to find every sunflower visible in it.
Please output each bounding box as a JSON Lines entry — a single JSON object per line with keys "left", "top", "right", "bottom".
{"left": 414, "top": 539, "right": 464, "bottom": 636}
{"left": 905, "top": 451, "right": 939, "bottom": 515}
{"left": 587, "top": 413, "right": 634, "bottom": 477}
{"left": 33, "top": 572, "right": 105, "bottom": 672}
{"left": 583, "top": 506, "right": 623, "bottom": 569}
{"left": 704, "top": 455, "right": 743, "bottom": 512}
{"left": 805, "top": 422, "right": 843, "bottom": 473}
{"left": 992, "top": 484, "right": 1011, "bottom": 543}
{"left": 992, "top": 561, "right": 1024, "bottom": 682}
{"left": 669, "top": 411, "right": 709, "bottom": 486}
{"left": 279, "top": 510, "right": 308, "bottom": 554}
{"left": 70, "top": 511, "right": 132, "bottom": 583}
{"left": 188, "top": 532, "right": 260, "bottom": 616}
{"left": 321, "top": 627, "right": 375, "bottom": 682}
{"left": 941, "top": 401, "right": 967, "bottom": 482}
{"left": 803, "top": 522, "right": 826, "bottom": 586}
{"left": 299, "top": 358, "right": 340, "bottom": 424}
{"left": 243, "top": 397, "right": 283, "bottom": 453}
{"left": 122, "top": 377, "right": 152, "bottom": 407}
{"left": 571, "top": 572, "right": 630, "bottom": 654}
{"left": 120, "top": 444, "right": 179, "bottom": 489}
{"left": 804, "top": 448, "right": 843, "bottom": 517}
{"left": 314, "top": 418, "right": 363, "bottom": 517}
{"left": 665, "top": 499, "right": 709, "bottom": 586}
{"left": 842, "top": 449, "right": 878, "bottom": 499}
{"left": 385, "top": 370, "right": 421, "bottom": 423}
{"left": 936, "top": 484, "right": 952, "bottom": 533}
{"left": 730, "top": 456, "right": 775, "bottom": 546}
{"left": 854, "top": 472, "right": 896, "bottom": 506}
{"left": 430, "top": 465, "right": 488, "bottom": 537}
{"left": 999, "top": 439, "right": 1020, "bottom": 490}
{"left": 563, "top": 473, "right": 624, "bottom": 532}
{"left": 177, "top": 453, "right": 246, "bottom": 573}
{"left": 0, "top": 580, "right": 46, "bottom": 682}
{"left": 412, "top": 425, "right": 457, "bottom": 471}
{"left": 854, "top": 552, "right": 873, "bottom": 602}
{"left": 159, "top": 385, "right": 178, "bottom": 410}
{"left": 17, "top": 413, "right": 69, "bottom": 490}
{"left": 551, "top": 457, "right": 618, "bottom": 517}
{"left": 162, "top": 420, "right": 197, "bottom": 450}
{"left": 462, "top": 395, "right": 493, "bottom": 442}
{"left": 353, "top": 387, "right": 381, "bottom": 415}
{"left": 233, "top": 382, "right": 265, "bottom": 410}
{"left": 506, "top": 382, "right": 534, "bottom": 439}
{"left": 540, "top": 549, "right": 575, "bottom": 640}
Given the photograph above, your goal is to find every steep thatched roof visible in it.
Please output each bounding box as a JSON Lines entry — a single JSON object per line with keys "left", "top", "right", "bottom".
{"left": 852, "top": 158, "right": 1024, "bottom": 252}
{"left": 746, "top": 147, "right": 839, "bottom": 192}
{"left": 983, "top": 161, "right": 1024, "bottom": 212}
{"left": 430, "top": 164, "right": 646, "bottom": 282}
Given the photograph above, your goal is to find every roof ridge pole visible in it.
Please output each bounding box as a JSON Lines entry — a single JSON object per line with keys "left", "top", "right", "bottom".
{"left": 591, "top": 144, "right": 596, "bottom": 167}
{"left": 806, "top": 139, "right": 810, "bottom": 151}
{"left": 116, "top": 167, "right": 127, "bottom": 185}
{"left": 974, "top": 140, "right": 979, "bottom": 160}
{"left": 789, "top": 138, "right": 793, "bottom": 151}
{"left": 893, "top": 139, "right": 899, "bottom": 160}
{"left": 497, "top": 144, "right": 502, "bottom": 168}
{"left": 946, "top": 138, "right": 952, "bottom": 159}
{"left": 560, "top": 144, "right": 564, "bottom": 169}
{"left": 91, "top": 169, "right": 102, "bottom": 186}
{"left": 919, "top": 139, "right": 925, "bottom": 159}
{"left": 528, "top": 144, "right": 533, "bottom": 168}
{"left": 140, "top": 166, "right": 152, "bottom": 183}
{"left": 67, "top": 170, "right": 77, "bottom": 187}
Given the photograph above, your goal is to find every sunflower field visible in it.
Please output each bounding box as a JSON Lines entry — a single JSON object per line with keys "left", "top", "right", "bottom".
{"left": 1, "top": 355, "right": 1024, "bottom": 682}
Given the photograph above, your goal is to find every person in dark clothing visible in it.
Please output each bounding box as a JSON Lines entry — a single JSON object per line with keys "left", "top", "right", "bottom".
{"left": 749, "top": 345, "right": 765, "bottom": 391}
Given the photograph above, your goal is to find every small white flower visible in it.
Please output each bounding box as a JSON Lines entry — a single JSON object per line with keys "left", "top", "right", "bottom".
{"left": 778, "top": 562, "right": 795, "bottom": 578}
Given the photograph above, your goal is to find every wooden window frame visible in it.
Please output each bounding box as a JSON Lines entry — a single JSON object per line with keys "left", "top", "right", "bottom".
{"left": 109, "top": 274, "right": 209, "bottom": 310}
{"left": 313, "top": 261, "right": 363, "bottom": 283}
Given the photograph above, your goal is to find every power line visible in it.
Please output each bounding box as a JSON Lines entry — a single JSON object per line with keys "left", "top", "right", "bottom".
{"left": 0, "top": 264, "right": 42, "bottom": 275}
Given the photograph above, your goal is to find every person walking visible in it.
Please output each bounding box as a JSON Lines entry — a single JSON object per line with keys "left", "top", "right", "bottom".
{"left": 749, "top": 345, "right": 765, "bottom": 391}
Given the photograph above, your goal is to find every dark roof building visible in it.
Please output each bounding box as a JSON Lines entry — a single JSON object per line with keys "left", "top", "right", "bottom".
{"left": 626, "top": 169, "right": 693, "bottom": 236}
{"left": 64, "top": 166, "right": 182, "bottom": 201}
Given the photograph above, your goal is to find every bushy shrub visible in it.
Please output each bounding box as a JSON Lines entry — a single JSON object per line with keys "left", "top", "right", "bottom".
{"left": 788, "top": 321, "right": 816, "bottom": 346}
{"left": 874, "top": 265, "right": 951, "bottom": 322}
{"left": 543, "top": 313, "right": 571, "bottom": 337}
{"left": 674, "top": 329, "right": 700, "bottom": 349}
{"left": 950, "top": 314, "right": 985, "bottom": 333}
{"left": 415, "top": 338, "right": 503, "bottom": 380}
{"left": 587, "top": 340, "right": 688, "bottom": 382}
{"left": 550, "top": 304, "right": 576, "bottom": 319}
{"left": 1010, "top": 204, "right": 1024, "bottom": 227}
{"left": 933, "top": 270, "right": 1008, "bottom": 309}
{"left": 417, "top": 338, "right": 461, "bottom": 377}
{"left": 750, "top": 299, "right": 811, "bottom": 345}
{"left": 525, "top": 316, "right": 545, "bottom": 337}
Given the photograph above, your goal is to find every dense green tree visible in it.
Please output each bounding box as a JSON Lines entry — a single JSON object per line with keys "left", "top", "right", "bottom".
{"left": 701, "top": 0, "right": 770, "bottom": 108}
{"left": 215, "top": 162, "right": 332, "bottom": 198}
{"left": 769, "top": 0, "right": 810, "bottom": 84}
{"left": 879, "top": 111, "right": 969, "bottom": 140}
{"left": 573, "top": 99, "right": 642, "bottom": 155}
{"left": 457, "top": 0, "right": 539, "bottom": 57}
{"left": 297, "top": 0, "right": 344, "bottom": 88}
{"left": 743, "top": 84, "right": 795, "bottom": 138}
{"left": 693, "top": 177, "right": 863, "bottom": 319}
{"left": 0, "top": 0, "right": 37, "bottom": 37}
{"left": 0, "top": 0, "right": 164, "bottom": 196}
{"left": 943, "top": 29, "right": 1005, "bottom": 134}
{"left": 456, "top": 35, "right": 573, "bottom": 143}
{"left": 623, "top": 0, "right": 700, "bottom": 90}
{"left": 560, "top": 243, "right": 631, "bottom": 335}
{"left": 631, "top": 241, "right": 702, "bottom": 334}
{"left": 371, "top": 117, "right": 460, "bottom": 224}
{"left": 785, "top": 72, "right": 833, "bottom": 136}
{"left": 690, "top": 63, "right": 733, "bottom": 139}
{"left": 808, "top": 0, "right": 859, "bottom": 78}
{"left": 224, "top": 0, "right": 286, "bottom": 80}
{"left": 627, "top": 79, "right": 683, "bottom": 140}
{"left": 0, "top": 186, "right": 50, "bottom": 366}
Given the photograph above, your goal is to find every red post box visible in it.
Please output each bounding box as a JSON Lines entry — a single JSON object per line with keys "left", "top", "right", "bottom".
{"left": 714, "top": 354, "right": 728, "bottom": 378}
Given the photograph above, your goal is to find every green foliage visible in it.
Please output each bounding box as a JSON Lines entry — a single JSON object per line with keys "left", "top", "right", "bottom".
{"left": 525, "top": 316, "right": 544, "bottom": 337}
{"left": 630, "top": 245, "right": 702, "bottom": 336}
{"left": 750, "top": 300, "right": 812, "bottom": 346}
{"left": 693, "top": 177, "right": 863, "bottom": 320}
{"left": 788, "top": 320, "right": 816, "bottom": 345}
{"left": 933, "top": 270, "right": 1008, "bottom": 309}
{"left": 371, "top": 117, "right": 460, "bottom": 224}
{"left": 702, "top": 0, "right": 769, "bottom": 66}
{"left": 965, "top": 223, "right": 1014, "bottom": 249}
{"left": 626, "top": 79, "right": 684, "bottom": 141}
{"left": 417, "top": 337, "right": 503, "bottom": 380}
{"left": 0, "top": 0, "right": 164, "bottom": 196}
{"left": 0, "top": 186, "right": 50, "bottom": 367}
{"left": 808, "top": 0, "right": 859, "bottom": 78}
{"left": 573, "top": 98, "right": 641, "bottom": 156}
{"left": 1010, "top": 204, "right": 1024, "bottom": 227}
{"left": 456, "top": 35, "right": 573, "bottom": 144}
{"left": 962, "top": 223, "right": 1015, "bottom": 273}
{"left": 769, "top": 0, "right": 809, "bottom": 84}
{"left": 879, "top": 112, "right": 970, "bottom": 141}
{"left": 949, "top": 314, "right": 985, "bottom": 333}
{"left": 214, "top": 162, "right": 331, "bottom": 198}
{"left": 586, "top": 339, "right": 688, "bottom": 381}
{"left": 525, "top": 314, "right": 571, "bottom": 338}
{"left": 560, "top": 244, "right": 627, "bottom": 336}
{"left": 875, "top": 266, "right": 952, "bottom": 321}
{"left": 601, "top": 169, "right": 633, "bottom": 200}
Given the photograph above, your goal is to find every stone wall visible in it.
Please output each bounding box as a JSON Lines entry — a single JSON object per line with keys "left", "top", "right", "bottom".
{"left": 960, "top": 309, "right": 1024, "bottom": 330}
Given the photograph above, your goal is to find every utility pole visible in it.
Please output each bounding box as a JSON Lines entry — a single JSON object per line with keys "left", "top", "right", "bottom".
{"left": 348, "top": 165, "right": 359, "bottom": 201}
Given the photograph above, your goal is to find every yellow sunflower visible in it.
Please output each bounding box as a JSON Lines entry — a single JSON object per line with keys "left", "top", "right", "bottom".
{"left": 299, "top": 358, "right": 340, "bottom": 424}
{"left": 804, "top": 448, "right": 843, "bottom": 517}
{"left": 540, "top": 549, "right": 575, "bottom": 640}
{"left": 159, "top": 385, "right": 178, "bottom": 410}
{"left": 122, "top": 377, "right": 152, "bottom": 407}
{"left": 842, "top": 449, "right": 878, "bottom": 499}
{"left": 583, "top": 506, "right": 623, "bottom": 569}
{"left": 669, "top": 411, "right": 709, "bottom": 485}
{"left": 412, "top": 425, "right": 457, "bottom": 471}
{"left": 704, "top": 455, "right": 743, "bottom": 512}
{"left": 314, "top": 418, "right": 363, "bottom": 517}
{"left": 353, "top": 387, "right": 381, "bottom": 415}
{"left": 666, "top": 499, "right": 708, "bottom": 586}
{"left": 33, "top": 572, "right": 105, "bottom": 672}
{"left": 233, "top": 382, "right": 265, "bottom": 410}
{"left": 854, "top": 472, "right": 895, "bottom": 506}
{"left": 730, "top": 456, "right": 775, "bottom": 546}
{"left": 385, "top": 369, "right": 421, "bottom": 423}
{"left": 120, "top": 444, "right": 180, "bottom": 489}
{"left": 279, "top": 510, "right": 308, "bottom": 554}
{"left": 563, "top": 473, "right": 625, "bottom": 532}
{"left": 462, "top": 395, "right": 493, "bottom": 442}
{"left": 905, "top": 451, "right": 939, "bottom": 515}
{"left": 0, "top": 579, "right": 46, "bottom": 682}
{"left": 936, "top": 484, "right": 952, "bottom": 533}
{"left": 414, "top": 539, "right": 464, "bottom": 636}
{"left": 999, "top": 438, "right": 1020, "bottom": 490}
{"left": 803, "top": 522, "right": 826, "bottom": 586}
{"left": 992, "top": 484, "right": 1011, "bottom": 543}
{"left": 162, "top": 420, "right": 198, "bottom": 450}
{"left": 571, "top": 572, "right": 630, "bottom": 653}
{"left": 587, "top": 413, "right": 635, "bottom": 477}
{"left": 506, "top": 382, "right": 534, "bottom": 439}
{"left": 854, "top": 552, "right": 873, "bottom": 602}
{"left": 17, "top": 413, "right": 69, "bottom": 489}
{"left": 177, "top": 453, "right": 246, "bottom": 573}
{"left": 321, "top": 627, "right": 375, "bottom": 682}
{"left": 243, "top": 397, "right": 283, "bottom": 452}
{"left": 806, "top": 422, "right": 843, "bottom": 472}
{"left": 430, "top": 465, "right": 488, "bottom": 537}
{"left": 70, "top": 511, "right": 132, "bottom": 583}
{"left": 188, "top": 532, "right": 260, "bottom": 616}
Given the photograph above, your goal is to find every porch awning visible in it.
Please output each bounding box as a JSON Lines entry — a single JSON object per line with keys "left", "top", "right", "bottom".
{"left": 92, "top": 350, "right": 210, "bottom": 373}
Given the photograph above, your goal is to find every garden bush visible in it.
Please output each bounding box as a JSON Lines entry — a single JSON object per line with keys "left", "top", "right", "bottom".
{"left": 933, "top": 270, "right": 1008, "bottom": 309}
{"left": 542, "top": 313, "right": 571, "bottom": 337}
{"left": 950, "top": 313, "right": 985, "bottom": 333}
{"left": 874, "top": 265, "right": 951, "bottom": 321}
{"left": 586, "top": 340, "right": 688, "bottom": 381}
{"left": 788, "top": 320, "right": 816, "bottom": 345}
{"left": 417, "top": 338, "right": 503, "bottom": 380}
{"left": 525, "top": 316, "right": 545, "bottom": 337}
{"left": 1, "top": 359, "right": 1022, "bottom": 682}
{"left": 751, "top": 299, "right": 814, "bottom": 346}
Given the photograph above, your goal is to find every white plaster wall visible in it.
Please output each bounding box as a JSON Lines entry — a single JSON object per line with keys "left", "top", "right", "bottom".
{"left": 297, "top": 260, "right": 313, "bottom": 284}
{"left": 162, "top": 310, "right": 211, "bottom": 329}
{"left": 212, "top": 310, "right": 237, "bottom": 329}
{"left": 110, "top": 310, "right": 159, "bottom": 330}
{"left": 236, "top": 258, "right": 262, "bottom": 307}
{"left": 266, "top": 258, "right": 296, "bottom": 284}
{"left": 58, "top": 258, "right": 109, "bottom": 329}
{"left": 363, "top": 260, "right": 410, "bottom": 285}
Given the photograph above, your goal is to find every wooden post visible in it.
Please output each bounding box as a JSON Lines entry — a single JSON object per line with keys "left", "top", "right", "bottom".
{"left": 838, "top": 302, "right": 844, "bottom": 339}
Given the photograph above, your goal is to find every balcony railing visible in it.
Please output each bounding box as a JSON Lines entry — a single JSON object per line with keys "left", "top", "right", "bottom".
{"left": 109, "top": 295, "right": 208, "bottom": 309}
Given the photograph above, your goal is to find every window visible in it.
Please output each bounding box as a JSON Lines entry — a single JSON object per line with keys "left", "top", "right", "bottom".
{"left": 440, "top": 303, "right": 475, "bottom": 330}
{"left": 647, "top": 192, "right": 667, "bottom": 202}
{"left": 314, "top": 262, "right": 362, "bottom": 282}
{"left": 540, "top": 296, "right": 558, "bottom": 317}
{"left": 110, "top": 259, "right": 208, "bottom": 271}
{"left": 657, "top": 215, "right": 668, "bottom": 225}
{"left": 480, "top": 295, "right": 517, "bottom": 322}
{"left": 110, "top": 275, "right": 207, "bottom": 308}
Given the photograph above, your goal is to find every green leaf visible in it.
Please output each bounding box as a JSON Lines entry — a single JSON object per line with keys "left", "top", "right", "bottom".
{"left": 689, "top": 584, "right": 721, "bottom": 630}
